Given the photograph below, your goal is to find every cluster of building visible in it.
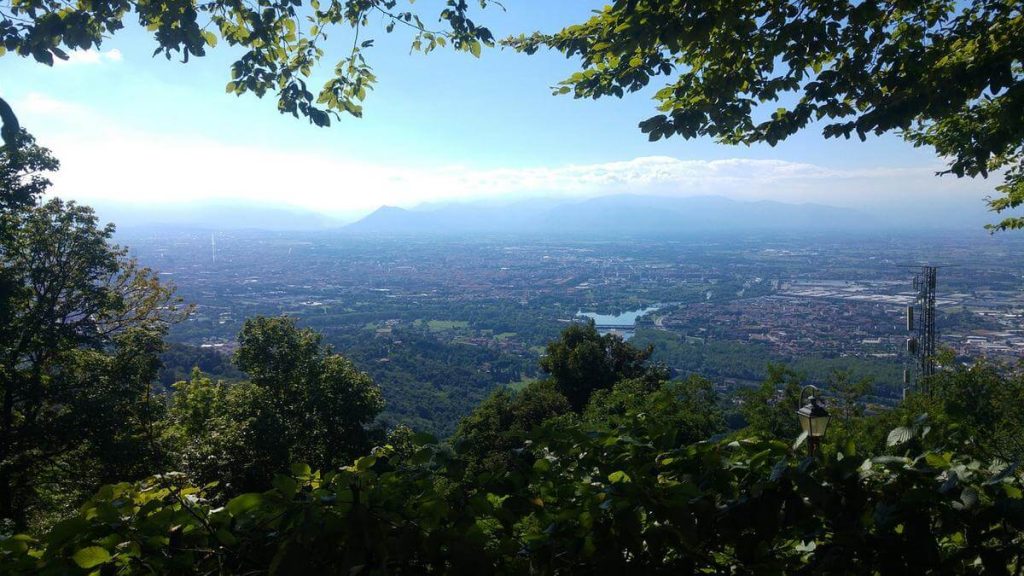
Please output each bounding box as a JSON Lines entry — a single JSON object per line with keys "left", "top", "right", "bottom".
{"left": 120, "top": 228, "right": 1024, "bottom": 372}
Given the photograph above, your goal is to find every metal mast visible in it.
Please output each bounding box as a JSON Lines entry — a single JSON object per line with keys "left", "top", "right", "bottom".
{"left": 904, "top": 265, "right": 938, "bottom": 394}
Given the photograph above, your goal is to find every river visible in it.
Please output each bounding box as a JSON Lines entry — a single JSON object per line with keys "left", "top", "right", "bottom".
{"left": 575, "top": 306, "right": 661, "bottom": 340}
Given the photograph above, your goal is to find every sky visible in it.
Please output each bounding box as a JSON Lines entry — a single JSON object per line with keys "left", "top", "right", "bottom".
{"left": 0, "top": 1, "right": 999, "bottom": 223}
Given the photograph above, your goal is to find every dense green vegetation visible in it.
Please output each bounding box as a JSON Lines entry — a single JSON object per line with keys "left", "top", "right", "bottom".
{"left": 325, "top": 325, "right": 535, "bottom": 436}
{"left": 633, "top": 326, "right": 905, "bottom": 397}
{"left": 158, "top": 343, "right": 245, "bottom": 388}
{"left": 0, "top": 134, "right": 186, "bottom": 529}
{"left": 538, "top": 321, "right": 664, "bottom": 410}
{"left": 2, "top": 339, "right": 1023, "bottom": 573}
{"left": 161, "top": 316, "right": 386, "bottom": 496}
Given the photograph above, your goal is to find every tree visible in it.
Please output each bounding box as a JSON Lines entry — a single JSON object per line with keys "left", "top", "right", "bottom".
{"left": 0, "top": 0, "right": 495, "bottom": 133}
{"left": 737, "top": 363, "right": 803, "bottom": 439}
{"left": 919, "top": 361, "right": 1024, "bottom": 462}
{"left": 0, "top": 197, "right": 182, "bottom": 529}
{"left": 0, "top": 131, "right": 56, "bottom": 216}
{"left": 539, "top": 321, "right": 664, "bottom": 410}
{"left": 814, "top": 369, "right": 877, "bottom": 454}
{"left": 452, "top": 379, "right": 570, "bottom": 481}
{"left": 0, "top": 98, "right": 17, "bottom": 150}
{"left": 828, "top": 369, "right": 873, "bottom": 425}
{"left": 233, "top": 316, "right": 384, "bottom": 473}
{"left": 505, "top": 1, "right": 1024, "bottom": 229}
{"left": 1, "top": 134, "right": 58, "bottom": 394}
{"left": 156, "top": 342, "right": 245, "bottom": 388}
{"left": 161, "top": 370, "right": 289, "bottom": 494}
{"left": 585, "top": 375, "right": 725, "bottom": 447}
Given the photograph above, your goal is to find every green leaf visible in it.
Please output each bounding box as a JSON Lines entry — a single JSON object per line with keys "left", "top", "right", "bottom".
{"left": 215, "top": 528, "right": 238, "bottom": 546}
{"left": 469, "top": 41, "right": 481, "bottom": 58}
{"left": 886, "top": 426, "right": 912, "bottom": 447}
{"left": 272, "top": 474, "right": 298, "bottom": 497}
{"left": 47, "top": 518, "right": 89, "bottom": 547}
{"left": 608, "top": 470, "right": 631, "bottom": 484}
{"left": 72, "top": 546, "right": 111, "bottom": 569}
{"left": 226, "top": 493, "right": 263, "bottom": 516}
{"left": 355, "top": 455, "right": 376, "bottom": 471}
{"left": 486, "top": 493, "right": 508, "bottom": 509}
{"left": 410, "top": 446, "right": 433, "bottom": 465}
{"left": 924, "top": 452, "right": 950, "bottom": 469}
{"left": 201, "top": 30, "right": 217, "bottom": 47}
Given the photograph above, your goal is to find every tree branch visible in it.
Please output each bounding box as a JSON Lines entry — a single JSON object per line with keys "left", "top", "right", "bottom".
{"left": 0, "top": 96, "right": 20, "bottom": 149}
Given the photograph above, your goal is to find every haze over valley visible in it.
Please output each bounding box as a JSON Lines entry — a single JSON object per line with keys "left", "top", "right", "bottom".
{"left": 92, "top": 191, "right": 993, "bottom": 233}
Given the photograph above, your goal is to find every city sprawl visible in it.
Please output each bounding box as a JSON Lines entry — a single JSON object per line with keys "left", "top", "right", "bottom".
{"left": 122, "top": 228, "right": 1024, "bottom": 434}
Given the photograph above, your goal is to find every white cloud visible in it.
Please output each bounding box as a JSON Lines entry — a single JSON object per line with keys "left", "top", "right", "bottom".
{"left": 53, "top": 48, "right": 123, "bottom": 66}
{"left": 18, "top": 92, "right": 91, "bottom": 116}
{"left": 17, "top": 93, "right": 995, "bottom": 219}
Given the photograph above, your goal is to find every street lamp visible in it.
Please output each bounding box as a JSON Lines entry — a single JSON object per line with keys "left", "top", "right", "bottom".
{"left": 796, "top": 385, "right": 830, "bottom": 456}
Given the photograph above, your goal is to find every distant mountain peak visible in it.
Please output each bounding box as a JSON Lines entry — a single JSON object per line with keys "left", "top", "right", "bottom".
{"left": 343, "top": 194, "right": 878, "bottom": 236}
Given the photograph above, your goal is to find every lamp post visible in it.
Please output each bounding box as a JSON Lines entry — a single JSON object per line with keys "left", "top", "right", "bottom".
{"left": 796, "top": 385, "right": 831, "bottom": 456}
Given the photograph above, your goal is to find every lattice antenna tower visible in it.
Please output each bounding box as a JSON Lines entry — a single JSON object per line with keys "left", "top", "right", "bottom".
{"left": 902, "top": 265, "right": 939, "bottom": 395}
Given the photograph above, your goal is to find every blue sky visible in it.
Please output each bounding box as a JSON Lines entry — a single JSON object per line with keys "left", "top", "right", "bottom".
{"left": 0, "top": 1, "right": 997, "bottom": 222}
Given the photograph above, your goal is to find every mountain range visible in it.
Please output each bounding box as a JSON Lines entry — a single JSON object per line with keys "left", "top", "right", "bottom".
{"left": 84, "top": 194, "right": 990, "bottom": 234}
{"left": 342, "top": 195, "right": 878, "bottom": 235}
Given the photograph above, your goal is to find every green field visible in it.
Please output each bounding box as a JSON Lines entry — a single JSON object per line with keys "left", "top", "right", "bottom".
{"left": 426, "top": 320, "right": 470, "bottom": 331}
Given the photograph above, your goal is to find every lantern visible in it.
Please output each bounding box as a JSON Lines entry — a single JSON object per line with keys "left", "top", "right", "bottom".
{"left": 796, "top": 385, "right": 830, "bottom": 455}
